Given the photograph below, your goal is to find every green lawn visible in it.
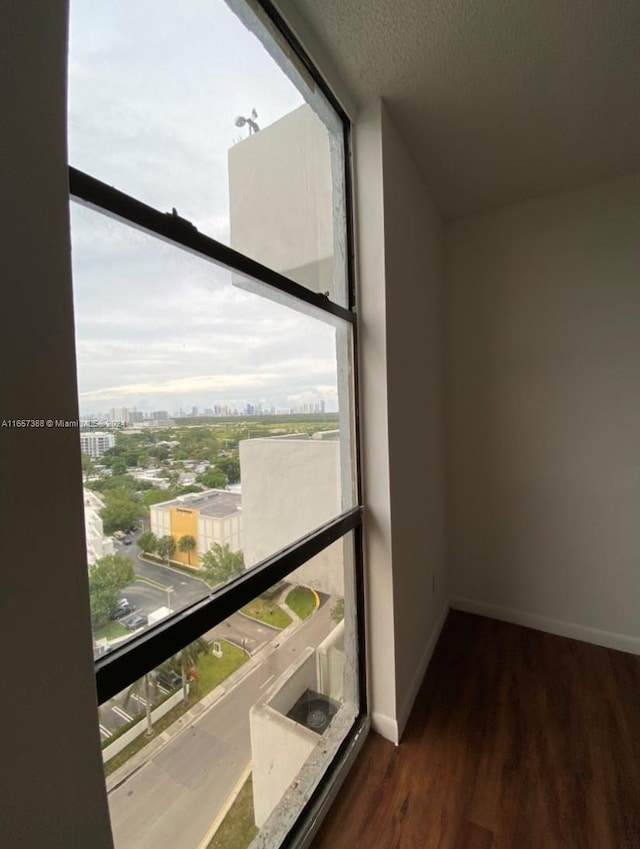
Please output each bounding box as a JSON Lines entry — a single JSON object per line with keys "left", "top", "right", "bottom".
{"left": 207, "top": 775, "right": 258, "bottom": 849}
{"left": 103, "top": 639, "right": 247, "bottom": 776}
{"left": 285, "top": 586, "right": 317, "bottom": 620}
{"left": 94, "top": 620, "right": 129, "bottom": 641}
{"left": 190, "top": 641, "right": 247, "bottom": 697}
{"left": 241, "top": 597, "right": 292, "bottom": 629}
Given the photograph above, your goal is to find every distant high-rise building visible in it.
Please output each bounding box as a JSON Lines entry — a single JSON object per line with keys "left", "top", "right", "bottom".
{"left": 109, "top": 406, "right": 128, "bottom": 423}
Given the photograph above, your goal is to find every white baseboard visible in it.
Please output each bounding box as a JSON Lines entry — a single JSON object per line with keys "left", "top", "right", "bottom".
{"left": 371, "top": 710, "right": 399, "bottom": 745}
{"left": 450, "top": 596, "right": 640, "bottom": 656}
{"left": 371, "top": 604, "right": 449, "bottom": 745}
{"left": 396, "top": 603, "right": 449, "bottom": 741}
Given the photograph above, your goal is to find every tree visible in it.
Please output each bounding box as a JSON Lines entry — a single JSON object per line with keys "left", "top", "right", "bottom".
{"left": 89, "top": 554, "right": 135, "bottom": 630}
{"left": 196, "top": 467, "right": 227, "bottom": 489}
{"left": 178, "top": 638, "right": 208, "bottom": 703}
{"left": 125, "top": 674, "right": 153, "bottom": 737}
{"left": 330, "top": 597, "right": 344, "bottom": 624}
{"left": 80, "top": 452, "right": 96, "bottom": 481}
{"left": 137, "top": 531, "right": 158, "bottom": 555}
{"left": 110, "top": 457, "right": 128, "bottom": 476}
{"left": 216, "top": 452, "right": 240, "bottom": 484}
{"left": 199, "top": 543, "right": 244, "bottom": 587}
{"left": 178, "top": 534, "right": 196, "bottom": 565}
{"left": 156, "top": 535, "right": 176, "bottom": 564}
{"left": 141, "top": 487, "right": 172, "bottom": 508}
{"left": 100, "top": 495, "right": 143, "bottom": 535}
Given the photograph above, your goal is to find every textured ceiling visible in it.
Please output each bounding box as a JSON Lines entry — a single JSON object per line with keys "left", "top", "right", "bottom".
{"left": 275, "top": 0, "right": 640, "bottom": 219}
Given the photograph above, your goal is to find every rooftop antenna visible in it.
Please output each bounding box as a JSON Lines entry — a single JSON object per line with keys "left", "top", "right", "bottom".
{"left": 234, "top": 108, "right": 260, "bottom": 136}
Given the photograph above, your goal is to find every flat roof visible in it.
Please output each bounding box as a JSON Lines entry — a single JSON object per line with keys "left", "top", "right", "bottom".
{"left": 156, "top": 489, "right": 241, "bottom": 518}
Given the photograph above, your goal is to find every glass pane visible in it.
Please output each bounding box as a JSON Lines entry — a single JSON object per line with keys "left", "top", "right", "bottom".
{"left": 68, "top": 0, "right": 348, "bottom": 305}
{"left": 71, "top": 203, "right": 356, "bottom": 654}
{"left": 102, "top": 537, "right": 358, "bottom": 849}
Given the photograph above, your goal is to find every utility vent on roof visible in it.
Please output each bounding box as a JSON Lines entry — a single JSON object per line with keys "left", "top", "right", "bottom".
{"left": 285, "top": 688, "right": 338, "bottom": 735}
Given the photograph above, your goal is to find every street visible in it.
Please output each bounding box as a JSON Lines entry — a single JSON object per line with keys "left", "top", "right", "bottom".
{"left": 108, "top": 601, "right": 337, "bottom": 849}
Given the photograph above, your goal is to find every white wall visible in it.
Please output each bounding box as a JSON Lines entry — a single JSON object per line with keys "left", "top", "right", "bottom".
{"left": 2, "top": 2, "right": 114, "bottom": 847}
{"left": 240, "top": 436, "right": 345, "bottom": 593}
{"left": 250, "top": 649, "right": 318, "bottom": 827}
{"left": 380, "top": 105, "right": 448, "bottom": 735}
{"left": 446, "top": 172, "right": 640, "bottom": 651}
{"left": 355, "top": 101, "right": 447, "bottom": 742}
{"left": 229, "top": 104, "right": 336, "bottom": 297}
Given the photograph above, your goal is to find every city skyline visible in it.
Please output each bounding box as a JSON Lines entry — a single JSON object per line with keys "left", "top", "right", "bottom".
{"left": 80, "top": 399, "right": 332, "bottom": 422}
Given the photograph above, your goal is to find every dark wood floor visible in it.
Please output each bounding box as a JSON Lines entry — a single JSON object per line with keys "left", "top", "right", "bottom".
{"left": 311, "top": 610, "right": 640, "bottom": 849}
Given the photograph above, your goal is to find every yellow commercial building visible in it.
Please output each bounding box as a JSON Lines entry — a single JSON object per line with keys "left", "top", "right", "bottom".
{"left": 149, "top": 489, "right": 242, "bottom": 568}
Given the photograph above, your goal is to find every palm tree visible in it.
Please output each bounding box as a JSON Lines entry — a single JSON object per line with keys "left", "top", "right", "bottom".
{"left": 125, "top": 674, "right": 153, "bottom": 737}
{"left": 178, "top": 534, "right": 196, "bottom": 566}
{"left": 157, "top": 535, "right": 176, "bottom": 565}
{"left": 178, "top": 637, "right": 208, "bottom": 704}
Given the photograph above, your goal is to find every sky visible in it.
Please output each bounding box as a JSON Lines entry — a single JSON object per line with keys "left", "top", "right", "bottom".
{"left": 67, "top": 0, "right": 345, "bottom": 416}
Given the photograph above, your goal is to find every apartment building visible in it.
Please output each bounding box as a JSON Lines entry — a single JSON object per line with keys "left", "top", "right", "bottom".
{"left": 79, "top": 430, "right": 116, "bottom": 458}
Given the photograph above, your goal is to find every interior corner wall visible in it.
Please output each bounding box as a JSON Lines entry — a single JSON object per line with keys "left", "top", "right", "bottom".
{"left": 354, "top": 101, "right": 447, "bottom": 743}
{"left": 353, "top": 101, "right": 398, "bottom": 742}
{"left": 446, "top": 172, "right": 640, "bottom": 652}
{"left": 2, "top": 2, "right": 114, "bottom": 847}
{"left": 380, "top": 105, "right": 447, "bottom": 737}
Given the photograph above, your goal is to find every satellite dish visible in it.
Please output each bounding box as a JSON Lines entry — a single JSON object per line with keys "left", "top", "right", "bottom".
{"left": 234, "top": 116, "right": 246, "bottom": 128}
{"left": 251, "top": 108, "right": 258, "bottom": 119}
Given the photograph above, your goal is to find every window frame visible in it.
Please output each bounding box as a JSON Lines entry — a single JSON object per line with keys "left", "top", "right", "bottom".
{"left": 68, "top": 0, "right": 368, "bottom": 829}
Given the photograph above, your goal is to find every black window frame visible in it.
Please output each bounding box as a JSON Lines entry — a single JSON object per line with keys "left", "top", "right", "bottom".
{"left": 68, "top": 0, "right": 367, "bottom": 836}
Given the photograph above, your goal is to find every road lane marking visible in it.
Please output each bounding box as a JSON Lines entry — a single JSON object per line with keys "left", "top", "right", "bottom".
{"left": 131, "top": 693, "right": 147, "bottom": 706}
{"left": 112, "top": 706, "right": 133, "bottom": 722}
{"left": 259, "top": 673, "right": 275, "bottom": 690}
{"left": 99, "top": 724, "right": 113, "bottom": 738}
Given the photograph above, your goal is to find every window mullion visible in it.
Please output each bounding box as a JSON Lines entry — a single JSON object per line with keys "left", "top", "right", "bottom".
{"left": 69, "top": 167, "right": 355, "bottom": 326}
{"left": 95, "top": 506, "right": 362, "bottom": 703}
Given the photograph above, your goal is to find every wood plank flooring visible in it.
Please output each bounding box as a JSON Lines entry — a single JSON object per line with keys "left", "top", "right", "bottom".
{"left": 310, "top": 611, "right": 640, "bottom": 849}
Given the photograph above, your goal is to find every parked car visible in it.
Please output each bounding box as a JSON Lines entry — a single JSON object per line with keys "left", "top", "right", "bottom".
{"left": 126, "top": 613, "right": 148, "bottom": 631}
{"left": 123, "top": 539, "right": 133, "bottom": 545}
{"left": 156, "top": 668, "right": 182, "bottom": 690}
{"left": 111, "top": 599, "right": 135, "bottom": 619}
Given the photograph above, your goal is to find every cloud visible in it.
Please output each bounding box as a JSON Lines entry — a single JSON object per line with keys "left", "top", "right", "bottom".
{"left": 68, "top": 0, "right": 344, "bottom": 416}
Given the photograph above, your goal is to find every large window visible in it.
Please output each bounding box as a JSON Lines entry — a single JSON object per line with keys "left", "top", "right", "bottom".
{"left": 67, "top": 2, "right": 364, "bottom": 848}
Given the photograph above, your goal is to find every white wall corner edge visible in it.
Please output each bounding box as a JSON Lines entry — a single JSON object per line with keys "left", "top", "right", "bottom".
{"left": 450, "top": 596, "right": 640, "bottom": 656}
{"left": 371, "top": 711, "right": 400, "bottom": 745}
{"left": 396, "top": 603, "right": 450, "bottom": 741}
